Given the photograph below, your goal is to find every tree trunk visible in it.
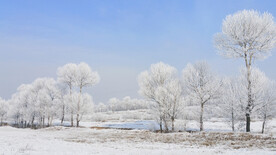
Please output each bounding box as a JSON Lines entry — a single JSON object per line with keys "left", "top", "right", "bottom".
{"left": 246, "top": 113, "right": 250, "bottom": 132}
{"left": 47, "top": 116, "right": 50, "bottom": 127}
{"left": 246, "top": 76, "right": 252, "bottom": 132}
{"left": 231, "top": 105, "right": 235, "bottom": 132}
{"left": 171, "top": 117, "right": 175, "bottom": 132}
{"left": 200, "top": 102, "right": 204, "bottom": 131}
{"left": 31, "top": 116, "right": 35, "bottom": 129}
{"left": 42, "top": 116, "right": 45, "bottom": 128}
{"left": 50, "top": 116, "right": 53, "bottom": 126}
{"left": 71, "top": 111, "right": 74, "bottom": 127}
{"left": 61, "top": 104, "right": 65, "bottom": 125}
{"left": 69, "top": 84, "right": 74, "bottom": 127}
{"left": 76, "top": 114, "right": 79, "bottom": 127}
{"left": 159, "top": 117, "right": 163, "bottom": 133}
{"left": 20, "top": 120, "right": 23, "bottom": 128}
{"left": 76, "top": 86, "right": 82, "bottom": 127}
{"left": 40, "top": 117, "right": 43, "bottom": 128}
{"left": 245, "top": 54, "right": 252, "bottom": 132}
{"left": 262, "top": 113, "right": 267, "bottom": 134}
{"left": 16, "top": 116, "right": 19, "bottom": 127}
{"left": 164, "top": 119, "right": 169, "bottom": 133}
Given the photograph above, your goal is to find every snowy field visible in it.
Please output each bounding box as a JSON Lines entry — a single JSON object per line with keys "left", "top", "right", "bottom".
{"left": 0, "top": 119, "right": 275, "bottom": 155}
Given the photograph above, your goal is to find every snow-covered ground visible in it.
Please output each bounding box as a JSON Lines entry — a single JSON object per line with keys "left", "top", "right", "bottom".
{"left": 0, "top": 125, "right": 275, "bottom": 155}
{"left": 0, "top": 118, "right": 275, "bottom": 155}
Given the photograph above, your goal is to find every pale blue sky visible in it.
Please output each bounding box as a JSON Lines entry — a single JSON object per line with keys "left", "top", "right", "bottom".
{"left": 0, "top": 0, "right": 276, "bottom": 103}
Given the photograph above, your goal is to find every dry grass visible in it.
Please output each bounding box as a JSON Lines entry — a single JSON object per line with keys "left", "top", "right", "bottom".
{"left": 58, "top": 128, "right": 276, "bottom": 150}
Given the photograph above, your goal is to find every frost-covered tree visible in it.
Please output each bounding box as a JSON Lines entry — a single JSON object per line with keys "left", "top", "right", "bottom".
{"left": 57, "top": 63, "right": 78, "bottom": 126}
{"left": 182, "top": 61, "right": 222, "bottom": 131}
{"left": 75, "top": 62, "right": 100, "bottom": 127}
{"left": 214, "top": 10, "right": 276, "bottom": 132}
{"left": 0, "top": 97, "right": 8, "bottom": 126}
{"left": 138, "top": 62, "right": 183, "bottom": 132}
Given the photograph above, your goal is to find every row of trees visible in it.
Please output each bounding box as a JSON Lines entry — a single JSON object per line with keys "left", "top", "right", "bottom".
{"left": 1, "top": 61, "right": 274, "bottom": 133}
{"left": 0, "top": 62, "right": 99, "bottom": 128}
{"left": 138, "top": 61, "right": 276, "bottom": 133}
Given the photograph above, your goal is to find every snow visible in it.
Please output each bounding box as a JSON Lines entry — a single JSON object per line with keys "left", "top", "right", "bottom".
{"left": 0, "top": 119, "right": 275, "bottom": 155}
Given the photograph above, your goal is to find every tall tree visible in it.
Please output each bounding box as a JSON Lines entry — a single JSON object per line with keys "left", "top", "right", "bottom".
{"left": 214, "top": 10, "right": 276, "bottom": 132}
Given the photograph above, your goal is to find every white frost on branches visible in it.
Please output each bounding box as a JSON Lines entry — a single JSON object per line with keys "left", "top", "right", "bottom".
{"left": 214, "top": 10, "right": 276, "bottom": 60}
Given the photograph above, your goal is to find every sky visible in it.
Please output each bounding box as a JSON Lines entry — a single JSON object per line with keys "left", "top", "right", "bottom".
{"left": 0, "top": 0, "right": 276, "bottom": 103}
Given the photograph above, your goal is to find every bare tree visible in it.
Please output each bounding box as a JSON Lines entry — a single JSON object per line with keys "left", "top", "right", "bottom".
{"left": 214, "top": 10, "right": 276, "bottom": 132}
{"left": 182, "top": 61, "right": 222, "bottom": 131}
